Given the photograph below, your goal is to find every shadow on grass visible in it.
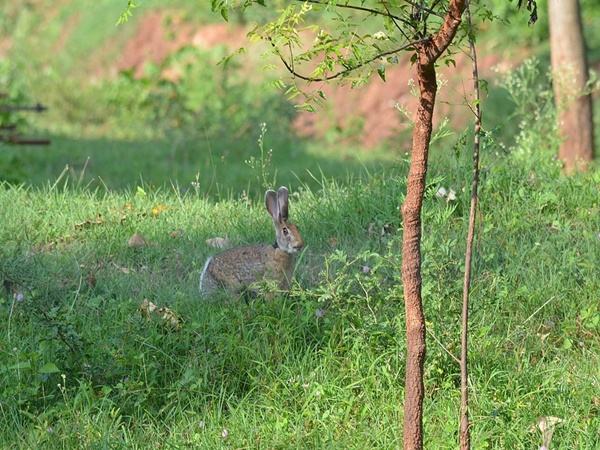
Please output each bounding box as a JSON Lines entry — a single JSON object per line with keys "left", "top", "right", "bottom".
{"left": 2, "top": 127, "right": 401, "bottom": 199}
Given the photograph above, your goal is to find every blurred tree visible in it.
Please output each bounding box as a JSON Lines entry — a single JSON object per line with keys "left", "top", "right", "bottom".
{"left": 548, "top": 0, "right": 595, "bottom": 172}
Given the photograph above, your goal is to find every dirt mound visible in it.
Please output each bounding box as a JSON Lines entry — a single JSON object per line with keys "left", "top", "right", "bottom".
{"left": 117, "top": 12, "right": 248, "bottom": 76}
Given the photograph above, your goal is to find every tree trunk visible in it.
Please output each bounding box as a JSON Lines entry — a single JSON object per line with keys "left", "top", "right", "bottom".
{"left": 549, "top": 0, "right": 594, "bottom": 172}
{"left": 401, "top": 2, "right": 467, "bottom": 449}
{"left": 401, "top": 52, "right": 436, "bottom": 450}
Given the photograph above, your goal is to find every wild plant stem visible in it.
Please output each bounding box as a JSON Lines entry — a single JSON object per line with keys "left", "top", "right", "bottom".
{"left": 460, "top": 1, "right": 482, "bottom": 449}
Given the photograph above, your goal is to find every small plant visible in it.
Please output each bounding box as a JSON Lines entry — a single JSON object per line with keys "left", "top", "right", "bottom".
{"left": 496, "top": 58, "right": 561, "bottom": 168}
{"left": 245, "top": 123, "right": 276, "bottom": 190}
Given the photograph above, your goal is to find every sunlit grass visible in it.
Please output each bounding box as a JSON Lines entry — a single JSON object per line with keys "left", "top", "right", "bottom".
{"left": 1, "top": 145, "right": 599, "bottom": 448}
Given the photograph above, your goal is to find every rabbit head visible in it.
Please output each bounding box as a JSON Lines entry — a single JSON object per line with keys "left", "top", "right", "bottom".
{"left": 266, "top": 186, "right": 303, "bottom": 254}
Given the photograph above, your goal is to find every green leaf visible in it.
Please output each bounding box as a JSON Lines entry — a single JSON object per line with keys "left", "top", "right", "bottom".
{"left": 445, "top": 58, "right": 456, "bottom": 68}
{"left": 7, "top": 361, "right": 31, "bottom": 371}
{"left": 116, "top": 0, "right": 137, "bottom": 26}
{"left": 220, "top": 7, "right": 229, "bottom": 22}
{"left": 377, "top": 65, "right": 386, "bottom": 82}
{"left": 39, "top": 362, "right": 60, "bottom": 374}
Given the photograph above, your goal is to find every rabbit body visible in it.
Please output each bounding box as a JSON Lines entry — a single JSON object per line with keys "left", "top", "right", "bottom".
{"left": 200, "top": 187, "right": 303, "bottom": 297}
{"left": 200, "top": 243, "right": 296, "bottom": 295}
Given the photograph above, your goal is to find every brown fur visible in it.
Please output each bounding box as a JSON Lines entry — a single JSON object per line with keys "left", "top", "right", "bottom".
{"left": 200, "top": 187, "right": 303, "bottom": 298}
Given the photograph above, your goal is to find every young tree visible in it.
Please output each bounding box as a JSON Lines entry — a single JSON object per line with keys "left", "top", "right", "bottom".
{"left": 548, "top": 0, "right": 594, "bottom": 172}
{"left": 208, "top": 1, "right": 468, "bottom": 448}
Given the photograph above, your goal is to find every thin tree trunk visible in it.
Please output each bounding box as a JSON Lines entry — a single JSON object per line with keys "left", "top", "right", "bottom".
{"left": 549, "top": 0, "right": 594, "bottom": 172}
{"left": 401, "top": 53, "right": 436, "bottom": 450}
{"left": 401, "top": 2, "right": 467, "bottom": 449}
{"left": 459, "top": 4, "right": 482, "bottom": 449}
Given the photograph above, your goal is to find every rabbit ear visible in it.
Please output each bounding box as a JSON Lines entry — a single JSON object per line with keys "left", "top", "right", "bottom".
{"left": 277, "top": 187, "right": 289, "bottom": 221}
{"left": 265, "top": 189, "right": 279, "bottom": 222}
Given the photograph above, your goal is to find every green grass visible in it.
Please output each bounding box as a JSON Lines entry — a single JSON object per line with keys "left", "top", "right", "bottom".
{"left": 1, "top": 145, "right": 599, "bottom": 448}
{"left": 0, "top": 131, "right": 397, "bottom": 197}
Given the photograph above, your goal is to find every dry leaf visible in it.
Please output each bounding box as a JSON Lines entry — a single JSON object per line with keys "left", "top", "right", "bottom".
{"left": 436, "top": 187, "right": 457, "bottom": 202}
{"left": 128, "top": 232, "right": 147, "bottom": 248}
{"left": 75, "top": 214, "right": 103, "bottom": 228}
{"left": 529, "top": 416, "right": 563, "bottom": 449}
{"left": 170, "top": 229, "right": 184, "bottom": 238}
{"left": 87, "top": 272, "right": 97, "bottom": 288}
{"left": 138, "top": 298, "right": 158, "bottom": 319}
{"left": 328, "top": 236, "right": 338, "bottom": 247}
{"left": 152, "top": 205, "right": 169, "bottom": 216}
{"left": 205, "top": 237, "right": 231, "bottom": 249}
{"left": 110, "top": 262, "right": 133, "bottom": 274}
{"left": 368, "top": 223, "right": 376, "bottom": 235}
{"left": 158, "top": 306, "right": 181, "bottom": 329}
{"left": 137, "top": 299, "right": 181, "bottom": 330}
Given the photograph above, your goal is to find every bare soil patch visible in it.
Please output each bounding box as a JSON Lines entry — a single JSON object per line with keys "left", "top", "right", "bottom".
{"left": 111, "top": 12, "right": 507, "bottom": 148}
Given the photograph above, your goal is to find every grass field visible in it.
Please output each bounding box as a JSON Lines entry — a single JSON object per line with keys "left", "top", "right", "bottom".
{"left": 1, "top": 145, "right": 599, "bottom": 448}
{"left": 1, "top": 1, "right": 600, "bottom": 449}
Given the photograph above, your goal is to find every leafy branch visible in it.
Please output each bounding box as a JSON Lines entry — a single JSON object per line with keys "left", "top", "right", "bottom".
{"left": 266, "top": 35, "right": 432, "bottom": 83}
{"left": 117, "top": 0, "right": 138, "bottom": 25}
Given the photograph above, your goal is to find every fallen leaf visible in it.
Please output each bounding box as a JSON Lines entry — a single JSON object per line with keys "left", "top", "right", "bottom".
{"left": 368, "top": 223, "right": 376, "bottom": 235}
{"left": 137, "top": 299, "right": 181, "bottom": 330}
{"left": 138, "top": 298, "right": 158, "bottom": 319}
{"left": 128, "top": 232, "right": 147, "bottom": 248}
{"left": 436, "top": 187, "right": 447, "bottom": 198}
{"left": 152, "top": 205, "right": 169, "bottom": 216}
{"left": 75, "top": 215, "right": 103, "bottom": 228}
{"left": 170, "top": 229, "right": 184, "bottom": 238}
{"left": 205, "top": 237, "right": 231, "bottom": 249}
{"left": 87, "top": 272, "right": 97, "bottom": 288}
{"left": 529, "top": 416, "right": 563, "bottom": 449}
{"left": 328, "top": 237, "right": 338, "bottom": 247}
{"left": 158, "top": 306, "right": 181, "bottom": 330}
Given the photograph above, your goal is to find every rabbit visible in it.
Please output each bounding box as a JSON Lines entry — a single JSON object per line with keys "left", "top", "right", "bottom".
{"left": 199, "top": 186, "right": 304, "bottom": 298}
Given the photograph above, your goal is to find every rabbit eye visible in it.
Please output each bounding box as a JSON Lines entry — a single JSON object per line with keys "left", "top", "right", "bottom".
{"left": 282, "top": 227, "right": 289, "bottom": 236}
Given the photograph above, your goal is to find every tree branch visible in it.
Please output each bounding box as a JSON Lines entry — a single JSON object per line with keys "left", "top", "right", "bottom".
{"left": 381, "top": 1, "right": 413, "bottom": 43}
{"left": 404, "top": 0, "right": 446, "bottom": 19}
{"left": 426, "top": 0, "right": 466, "bottom": 64}
{"left": 296, "top": 0, "right": 414, "bottom": 27}
{"left": 268, "top": 36, "right": 432, "bottom": 82}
